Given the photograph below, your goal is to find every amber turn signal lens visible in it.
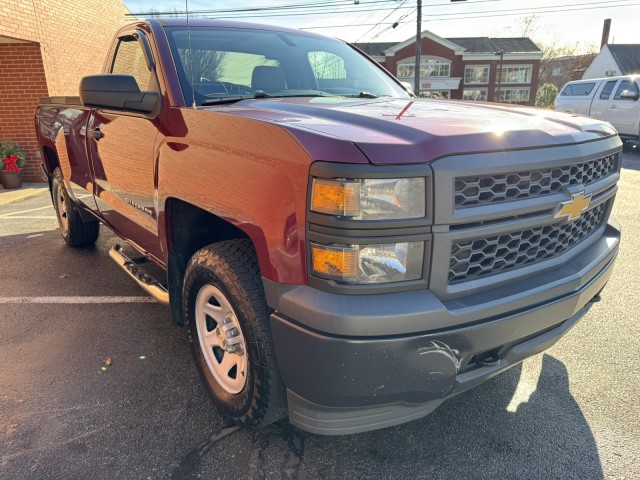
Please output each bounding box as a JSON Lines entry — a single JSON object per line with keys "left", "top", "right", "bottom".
{"left": 311, "top": 244, "right": 358, "bottom": 280}
{"left": 311, "top": 179, "right": 360, "bottom": 217}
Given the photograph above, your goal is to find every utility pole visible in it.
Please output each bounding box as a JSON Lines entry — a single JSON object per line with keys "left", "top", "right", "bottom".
{"left": 495, "top": 49, "right": 504, "bottom": 102}
{"left": 414, "top": 0, "right": 422, "bottom": 95}
{"left": 413, "top": 1, "right": 465, "bottom": 96}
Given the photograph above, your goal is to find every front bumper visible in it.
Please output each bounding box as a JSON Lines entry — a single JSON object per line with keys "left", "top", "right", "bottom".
{"left": 266, "top": 221, "right": 620, "bottom": 435}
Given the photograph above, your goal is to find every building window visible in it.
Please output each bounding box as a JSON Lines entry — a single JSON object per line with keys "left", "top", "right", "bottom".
{"left": 464, "top": 66, "right": 489, "bottom": 84}
{"left": 499, "top": 65, "right": 532, "bottom": 84}
{"left": 421, "top": 90, "right": 450, "bottom": 99}
{"left": 552, "top": 67, "right": 562, "bottom": 77}
{"left": 463, "top": 88, "right": 488, "bottom": 101}
{"left": 397, "top": 57, "right": 450, "bottom": 79}
{"left": 498, "top": 87, "right": 530, "bottom": 104}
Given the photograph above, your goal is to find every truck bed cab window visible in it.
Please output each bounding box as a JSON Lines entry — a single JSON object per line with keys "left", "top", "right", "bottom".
{"left": 600, "top": 80, "right": 617, "bottom": 100}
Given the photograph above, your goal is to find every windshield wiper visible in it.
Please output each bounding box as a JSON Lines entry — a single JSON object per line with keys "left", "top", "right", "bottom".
{"left": 201, "top": 91, "right": 384, "bottom": 105}
{"left": 201, "top": 95, "right": 255, "bottom": 106}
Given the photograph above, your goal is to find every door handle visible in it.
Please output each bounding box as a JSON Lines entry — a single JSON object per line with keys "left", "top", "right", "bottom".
{"left": 609, "top": 105, "right": 617, "bottom": 109}
{"left": 88, "top": 128, "right": 104, "bottom": 140}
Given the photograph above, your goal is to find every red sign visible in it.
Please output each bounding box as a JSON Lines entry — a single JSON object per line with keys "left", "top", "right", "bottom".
{"left": 421, "top": 82, "right": 432, "bottom": 89}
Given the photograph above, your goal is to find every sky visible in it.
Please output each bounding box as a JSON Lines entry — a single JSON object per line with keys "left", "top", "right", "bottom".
{"left": 123, "top": 0, "right": 639, "bottom": 51}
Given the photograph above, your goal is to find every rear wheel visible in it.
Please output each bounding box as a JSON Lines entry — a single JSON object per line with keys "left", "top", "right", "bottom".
{"left": 52, "top": 168, "right": 99, "bottom": 247}
{"left": 183, "top": 240, "right": 287, "bottom": 428}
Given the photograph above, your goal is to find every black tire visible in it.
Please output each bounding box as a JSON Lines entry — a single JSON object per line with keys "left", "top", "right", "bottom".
{"left": 52, "top": 168, "right": 99, "bottom": 247}
{"left": 183, "top": 239, "right": 287, "bottom": 428}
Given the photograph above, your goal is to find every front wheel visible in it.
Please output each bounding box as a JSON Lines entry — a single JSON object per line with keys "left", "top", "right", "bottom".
{"left": 183, "top": 240, "right": 287, "bottom": 428}
{"left": 52, "top": 168, "right": 99, "bottom": 247}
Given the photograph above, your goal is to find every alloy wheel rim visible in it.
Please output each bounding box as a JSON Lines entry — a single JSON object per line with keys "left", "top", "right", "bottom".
{"left": 56, "top": 191, "right": 68, "bottom": 234}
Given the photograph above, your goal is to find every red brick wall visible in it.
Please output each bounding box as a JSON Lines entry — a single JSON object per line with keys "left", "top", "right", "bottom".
{"left": 0, "top": 0, "right": 130, "bottom": 183}
{"left": 0, "top": 0, "right": 130, "bottom": 97}
{"left": 0, "top": 43, "right": 49, "bottom": 183}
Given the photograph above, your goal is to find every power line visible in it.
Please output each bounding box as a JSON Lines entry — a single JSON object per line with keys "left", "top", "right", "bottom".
{"left": 356, "top": 0, "right": 409, "bottom": 43}
{"left": 126, "top": 0, "right": 396, "bottom": 17}
{"left": 300, "top": 0, "right": 639, "bottom": 29}
{"left": 126, "top": 0, "right": 507, "bottom": 18}
{"left": 422, "top": 0, "right": 638, "bottom": 18}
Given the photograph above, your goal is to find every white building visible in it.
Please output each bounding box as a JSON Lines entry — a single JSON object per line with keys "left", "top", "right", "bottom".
{"left": 582, "top": 44, "right": 640, "bottom": 79}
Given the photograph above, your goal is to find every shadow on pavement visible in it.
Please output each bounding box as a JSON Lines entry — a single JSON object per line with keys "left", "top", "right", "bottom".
{"left": 0, "top": 225, "right": 603, "bottom": 480}
{"left": 175, "top": 355, "right": 604, "bottom": 480}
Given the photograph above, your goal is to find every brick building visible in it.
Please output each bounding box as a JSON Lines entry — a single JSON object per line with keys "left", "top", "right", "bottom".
{"left": 539, "top": 54, "right": 597, "bottom": 90}
{"left": 0, "top": 0, "right": 129, "bottom": 183}
{"left": 356, "top": 30, "right": 542, "bottom": 105}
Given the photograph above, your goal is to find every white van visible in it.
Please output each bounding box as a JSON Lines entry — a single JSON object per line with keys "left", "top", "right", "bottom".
{"left": 554, "top": 76, "right": 640, "bottom": 146}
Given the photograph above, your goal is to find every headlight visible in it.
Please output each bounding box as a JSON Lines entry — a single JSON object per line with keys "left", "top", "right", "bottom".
{"left": 311, "top": 177, "right": 425, "bottom": 220}
{"left": 311, "top": 241, "right": 424, "bottom": 284}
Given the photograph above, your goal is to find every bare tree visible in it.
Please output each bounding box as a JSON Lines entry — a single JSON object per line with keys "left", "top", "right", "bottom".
{"left": 143, "top": 8, "right": 226, "bottom": 84}
{"left": 517, "top": 16, "right": 598, "bottom": 90}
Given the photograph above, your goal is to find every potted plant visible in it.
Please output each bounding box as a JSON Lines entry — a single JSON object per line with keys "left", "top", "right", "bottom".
{"left": 0, "top": 141, "right": 26, "bottom": 189}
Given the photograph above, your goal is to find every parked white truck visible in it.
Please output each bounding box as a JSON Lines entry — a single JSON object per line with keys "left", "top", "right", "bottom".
{"left": 554, "top": 76, "right": 640, "bottom": 147}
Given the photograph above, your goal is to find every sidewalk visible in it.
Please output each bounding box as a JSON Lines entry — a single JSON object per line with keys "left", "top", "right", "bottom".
{"left": 0, "top": 183, "right": 49, "bottom": 207}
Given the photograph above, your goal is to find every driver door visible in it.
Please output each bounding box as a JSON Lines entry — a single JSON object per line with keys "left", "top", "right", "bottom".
{"left": 605, "top": 79, "right": 640, "bottom": 135}
{"left": 86, "top": 31, "right": 163, "bottom": 260}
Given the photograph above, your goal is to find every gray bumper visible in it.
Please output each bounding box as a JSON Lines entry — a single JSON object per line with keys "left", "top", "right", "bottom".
{"left": 265, "top": 221, "right": 620, "bottom": 435}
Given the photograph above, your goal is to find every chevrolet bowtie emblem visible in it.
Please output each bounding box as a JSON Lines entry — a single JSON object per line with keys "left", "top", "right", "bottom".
{"left": 554, "top": 192, "right": 592, "bottom": 221}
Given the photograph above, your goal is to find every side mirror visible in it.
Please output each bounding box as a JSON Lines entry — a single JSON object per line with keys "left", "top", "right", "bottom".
{"left": 618, "top": 89, "right": 639, "bottom": 101}
{"left": 79, "top": 74, "right": 159, "bottom": 115}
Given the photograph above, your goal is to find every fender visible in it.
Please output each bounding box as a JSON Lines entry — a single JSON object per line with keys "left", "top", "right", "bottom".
{"left": 155, "top": 107, "right": 316, "bottom": 285}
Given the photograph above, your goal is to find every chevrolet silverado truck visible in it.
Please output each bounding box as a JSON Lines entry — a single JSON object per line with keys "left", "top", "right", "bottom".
{"left": 554, "top": 76, "right": 640, "bottom": 148}
{"left": 35, "top": 19, "right": 621, "bottom": 435}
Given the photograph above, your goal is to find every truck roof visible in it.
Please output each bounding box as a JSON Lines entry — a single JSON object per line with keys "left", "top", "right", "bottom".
{"left": 147, "top": 17, "right": 331, "bottom": 40}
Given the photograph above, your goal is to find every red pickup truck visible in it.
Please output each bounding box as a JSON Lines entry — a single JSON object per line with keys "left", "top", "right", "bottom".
{"left": 35, "top": 19, "right": 621, "bottom": 435}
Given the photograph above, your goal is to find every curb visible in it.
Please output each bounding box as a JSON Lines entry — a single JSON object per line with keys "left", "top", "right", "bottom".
{"left": 0, "top": 183, "right": 49, "bottom": 207}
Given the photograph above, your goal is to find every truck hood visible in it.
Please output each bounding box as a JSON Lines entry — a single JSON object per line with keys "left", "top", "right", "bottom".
{"left": 212, "top": 97, "right": 618, "bottom": 164}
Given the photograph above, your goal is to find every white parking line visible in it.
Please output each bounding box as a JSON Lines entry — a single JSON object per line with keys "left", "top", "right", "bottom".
{"left": 0, "top": 216, "right": 57, "bottom": 219}
{"left": 0, "top": 296, "right": 158, "bottom": 304}
{"left": 0, "top": 205, "right": 55, "bottom": 217}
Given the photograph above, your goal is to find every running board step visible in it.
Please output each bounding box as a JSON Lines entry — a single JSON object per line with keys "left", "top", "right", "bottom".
{"left": 109, "top": 245, "right": 169, "bottom": 304}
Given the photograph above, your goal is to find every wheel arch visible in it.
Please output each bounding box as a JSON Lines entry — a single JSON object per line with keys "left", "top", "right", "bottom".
{"left": 163, "top": 197, "right": 270, "bottom": 326}
{"left": 42, "top": 146, "right": 60, "bottom": 192}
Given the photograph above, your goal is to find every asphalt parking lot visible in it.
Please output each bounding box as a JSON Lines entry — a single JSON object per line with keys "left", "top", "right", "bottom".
{"left": 1, "top": 151, "right": 639, "bottom": 480}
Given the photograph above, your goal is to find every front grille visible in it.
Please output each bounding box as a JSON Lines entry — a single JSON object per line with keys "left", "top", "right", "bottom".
{"left": 448, "top": 201, "right": 608, "bottom": 284}
{"left": 454, "top": 153, "right": 618, "bottom": 208}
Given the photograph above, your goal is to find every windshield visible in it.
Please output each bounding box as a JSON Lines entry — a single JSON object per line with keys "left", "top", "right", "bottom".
{"left": 164, "top": 26, "right": 410, "bottom": 106}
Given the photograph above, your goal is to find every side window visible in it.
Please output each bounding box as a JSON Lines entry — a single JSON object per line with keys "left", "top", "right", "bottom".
{"left": 614, "top": 80, "right": 639, "bottom": 100}
{"left": 560, "top": 85, "right": 573, "bottom": 96}
{"left": 111, "top": 37, "right": 153, "bottom": 92}
{"left": 600, "top": 80, "right": 617, "bottom": 100}
{"left": 573, "top": 83, "right": 595, "bottom": 96}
